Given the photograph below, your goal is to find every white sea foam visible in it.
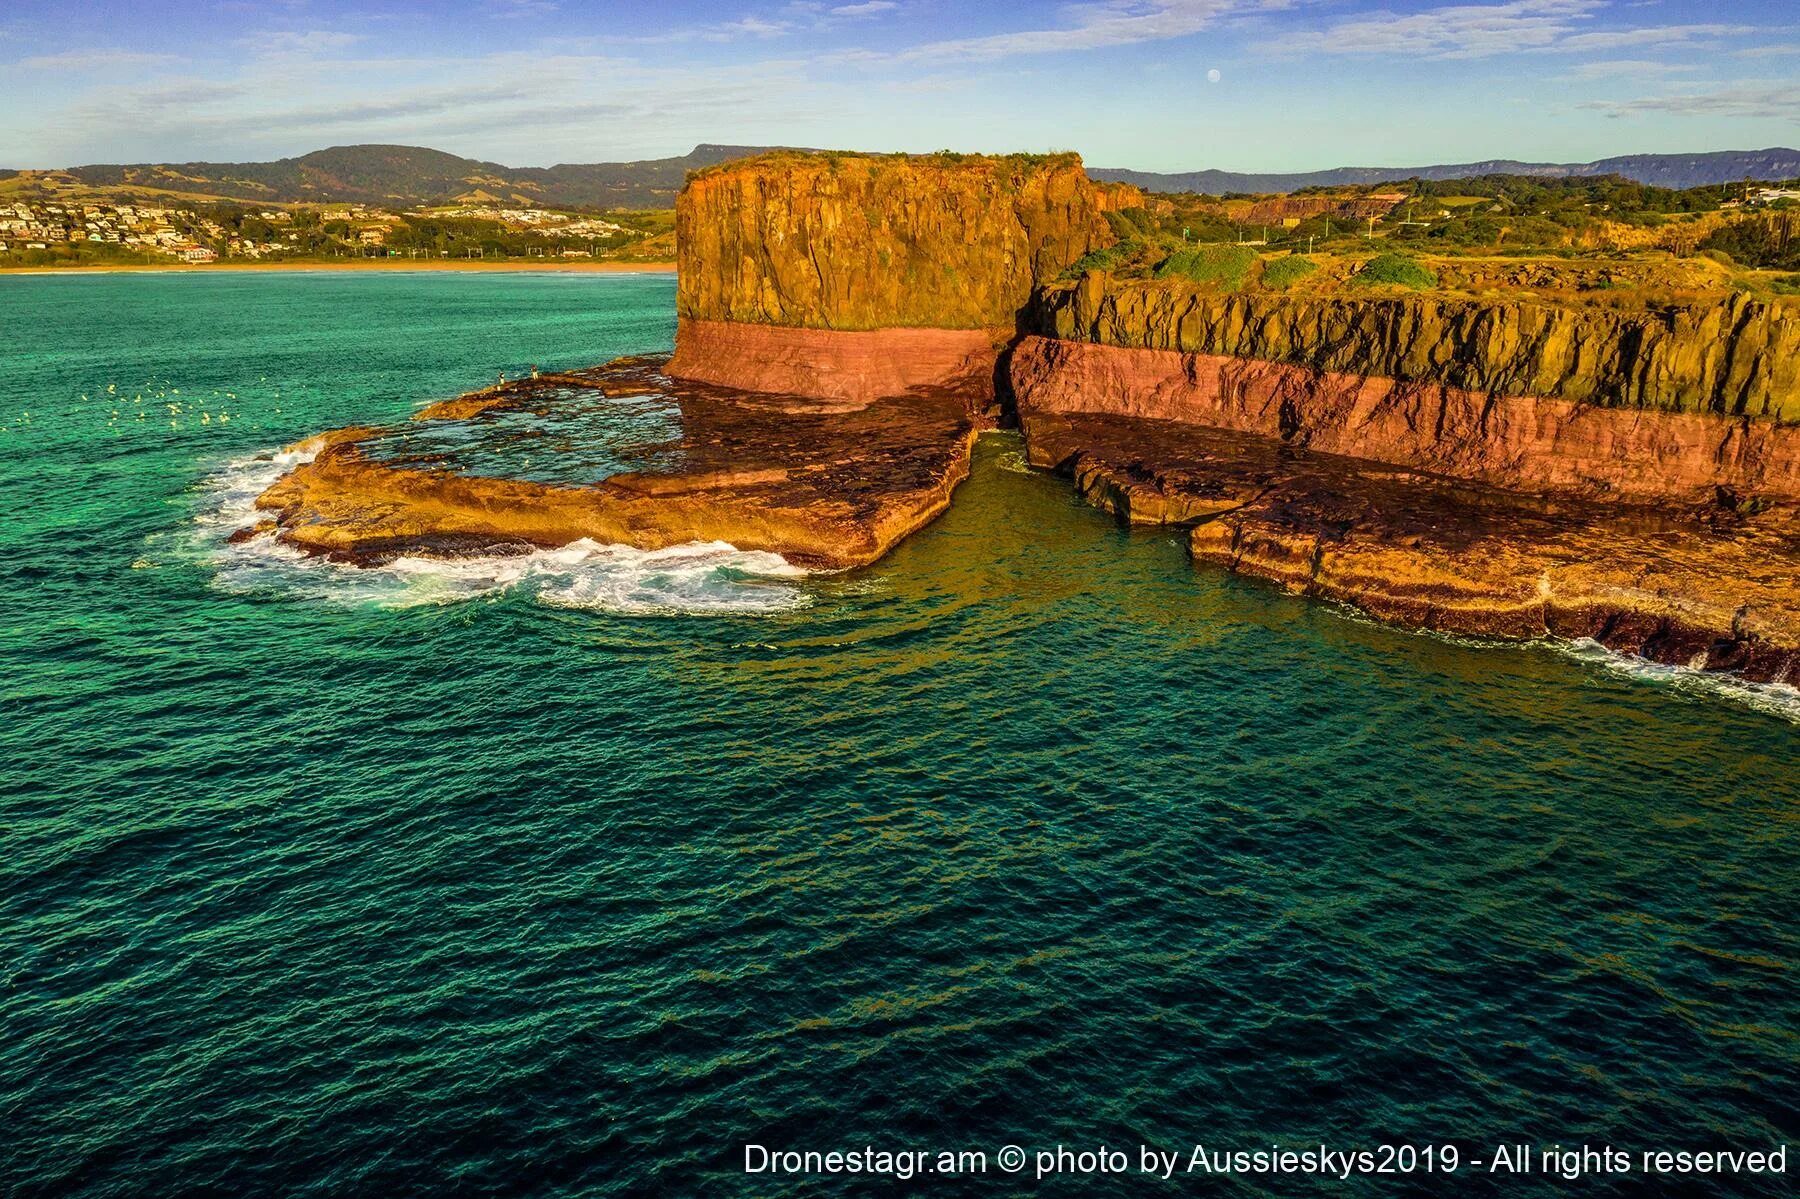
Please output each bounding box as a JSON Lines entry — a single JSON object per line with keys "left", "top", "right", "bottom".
{"left": 980, "top": 430, "right": 1035, "bottom": 475}
{"left": 183, "top": 448, "right": 811, "bottom": 615}
{"left": 1323, "top": 603, "right": 1800, "bottom": 724}
{"left": 1552, "top": 638, "right": 1800, "bottom": 725}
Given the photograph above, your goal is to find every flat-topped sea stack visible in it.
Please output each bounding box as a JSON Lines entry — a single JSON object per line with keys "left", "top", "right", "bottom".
{"left": 668, "top": 151, "right": 1139, "bottom": 412}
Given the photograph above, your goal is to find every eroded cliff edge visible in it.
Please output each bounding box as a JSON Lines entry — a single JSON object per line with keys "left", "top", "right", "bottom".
{"left": 1012, "top": 273, "right": 1800, "bottom": 681}
{"left": 667, "top": 151, "right": 1138, "bottom": 408}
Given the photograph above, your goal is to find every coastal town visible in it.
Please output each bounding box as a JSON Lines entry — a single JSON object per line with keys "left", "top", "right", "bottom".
{"left": 0, "top": 196, "right": 669, "bottom": 267}
{"left": 2, "top": 200, "right": 235, "bottom": 261}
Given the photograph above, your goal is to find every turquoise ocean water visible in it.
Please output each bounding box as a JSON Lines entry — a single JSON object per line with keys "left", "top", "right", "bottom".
{"left": 2, "top": 271, "right": 1795, "bottom": 1196}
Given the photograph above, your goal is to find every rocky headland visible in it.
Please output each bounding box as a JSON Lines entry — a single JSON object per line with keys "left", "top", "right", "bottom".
{"left": 252, "top": 150, "right": 1799, "bottom": 685}
{"left": 251, "top": 153, "right": 1131, "bottom": 570}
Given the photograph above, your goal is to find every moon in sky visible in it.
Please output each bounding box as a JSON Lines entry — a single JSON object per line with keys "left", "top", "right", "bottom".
{"left": 1207, "top": 68, "right": 1222, "bottom": 83}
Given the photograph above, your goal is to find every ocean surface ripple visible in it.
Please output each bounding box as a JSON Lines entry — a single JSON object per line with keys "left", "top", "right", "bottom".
{"left": 1, "top": 272, "right": 1795, "bottom": 1197}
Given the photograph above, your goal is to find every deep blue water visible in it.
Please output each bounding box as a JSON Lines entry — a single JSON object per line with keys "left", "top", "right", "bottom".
{"left": 2, "top": 271, "right": 1795, "bottom": 1197}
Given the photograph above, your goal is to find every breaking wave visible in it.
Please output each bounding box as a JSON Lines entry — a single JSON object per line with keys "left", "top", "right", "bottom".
{"left": 1323, "top": 603, "right": 1800, "bottom": 724}
{"left": 1553, "top": 637, "right": 1800, "bottom": 725}
{"left": 177, "top": 448, "right": 811, "bottom": 615}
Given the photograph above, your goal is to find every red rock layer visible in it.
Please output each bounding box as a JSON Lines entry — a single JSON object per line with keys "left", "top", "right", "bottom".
{"left": 668, "top": 319, "right": 1011, "bottom": 414}
{"left": 1021, "top": 410, "right": 1800, "bottom": 683}
{"left": 1009, "top": 334, "right": 1800, "bottom": 504}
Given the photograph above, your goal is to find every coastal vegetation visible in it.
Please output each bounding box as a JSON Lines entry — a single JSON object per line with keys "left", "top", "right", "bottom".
{"left": 1153, "top": 244, "right": 1260, "bottom": 290}
{"left": 1354, "top": 252, "right": 1437, "bottom": 290}
{"left": 1047, "top": 170, "right": 1800, "bottom": 302}
{"left": 1260, "top": 254, "right": 1318, "bottom": 290}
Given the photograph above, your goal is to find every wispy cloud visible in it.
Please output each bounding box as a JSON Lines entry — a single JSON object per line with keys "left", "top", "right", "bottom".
{"left": 1553, "top": 23, "right": 1754, "bottom": 53}
{"left": 18, "top": 48, "right": 178, "bottom": 70}
{"left": 1567, "top": 57, "right": 1698, "bottom": 79}
{"left": 830, "top": 1, "right": 897, "bottom": 15}
{"left": 241, "top": 30, "right": 364, "bottom": 58}
{"left": 625, "top": 14, "right": 797, "bottom": 44}
{"left": 490, "top": 0, "right": 559, "bottom": 17}
{"left": 1260, "top": 0, "right": 1749, "bottom": 61}
{"left": 1735, "top": 42, "right": 1800, "bottom": 59}
{"left": 892, "top": 0, "right": 1264, "bottom": 64}
{"left": 1581, "top": 83, "right": 1800, "bottom": 121}
{"left": 1264, "top": 0, "right": 1603, "bottom": 59}
{"left": 42, "top": 49, "right": 822, "bottom": 164}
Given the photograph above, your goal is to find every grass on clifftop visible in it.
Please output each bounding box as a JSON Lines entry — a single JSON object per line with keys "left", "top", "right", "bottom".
{"left": 1261, "top": 254, "right": 1319, "bottom": 290}
{"left": 1154, "top": 244, "right": 1261, "bottom": 291}
{"left": 1354, "top": 253, "right": 1438, "bottom": 290}
{"left": 686, "top": 149, "right": 1085, "bottom": 182}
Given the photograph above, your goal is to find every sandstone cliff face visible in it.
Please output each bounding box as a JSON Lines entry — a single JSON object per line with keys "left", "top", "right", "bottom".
{"left": 1036, "top": 274, "right": 1800, "bottom": 421}
{"left": 1011, "top": 335, "right": 1800, "bottom": 503}
{"left": 676, "top": 152, "right": 1137, "bottom": 331}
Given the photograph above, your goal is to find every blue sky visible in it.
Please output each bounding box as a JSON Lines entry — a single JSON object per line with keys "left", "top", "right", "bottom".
{"left": 2, "top": 1, "right": 1796, "bottom": 170}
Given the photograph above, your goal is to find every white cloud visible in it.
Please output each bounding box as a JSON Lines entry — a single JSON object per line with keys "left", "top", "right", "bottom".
{"left": 1553, "top": 23, "right": 1754, "bottom": 53}
{"left": 1581, "top": 83, "right": 1800, "bottom": 121}
{"left": 895, "top": 0, "right": 1268, "bottom": 63}
{"left": 241, "top": 30, "right": 365, "bottom": 58}
{"left": 1567, "top": 58, "right": 1698, "bottom": 79}
{"left": 1265, "top": 0, "right": 1600, "bottom": 59}
{"left": 1259, "top": 0, "right": 1750, "bottom": 62}
{"left": 625, "top": 14, "right": 797, "bottom": 44}
{"left": 36, "top": 49, "right": 825, "bottom": 165}
{"left": 490, "top": 0, "right": 559, "bottom": 16}
{"left": 17, "top": 49, "right": 178, "bottom": 70}
{"left": 830, "top": 1, "right": 897, "bottom": 15}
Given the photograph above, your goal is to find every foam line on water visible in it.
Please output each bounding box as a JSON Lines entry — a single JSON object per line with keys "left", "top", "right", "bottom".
{"left": 1552, "top": 637, "right": 1800, "bottom": 725}
{"left": 1325, "top": 604, "right": 1800, "bottom": 724}
{"left": 181, "top": 448, "right": 811, "bottom": 615}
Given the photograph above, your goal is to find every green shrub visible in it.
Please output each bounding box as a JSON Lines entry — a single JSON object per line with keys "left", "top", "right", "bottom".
{"left": 1060, "top": 241, "right": 1140, "bottom": 278}
{"left": 1104, "top": 207, "right": 1162, "bottom": 241}
{"left": 1260, "top": 254, "right": 1318, "bottom": 290}
{"left": 1153, "top": 243, "right": 1260, "bottom": 290}
{"left": 1355, "top": 252, "right": 1438, "bottom": 290}
{"left": 1698, "top": 214, "right": 1800, "bottom": 271}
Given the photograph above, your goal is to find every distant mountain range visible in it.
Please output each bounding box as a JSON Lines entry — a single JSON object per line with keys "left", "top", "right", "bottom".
{"left": 6, "top": 144, "right": 1798, "bottom": 209}
{"left": 3, "top": 144, "right": 792, "bottom": 210}
{"left": 1088, "top": 149, "right": 1800, "bottom": 195}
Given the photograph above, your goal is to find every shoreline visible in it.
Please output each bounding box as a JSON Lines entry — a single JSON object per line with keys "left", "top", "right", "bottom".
{"left": 0, "top": 260, "right": 676, "bottom": 277}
